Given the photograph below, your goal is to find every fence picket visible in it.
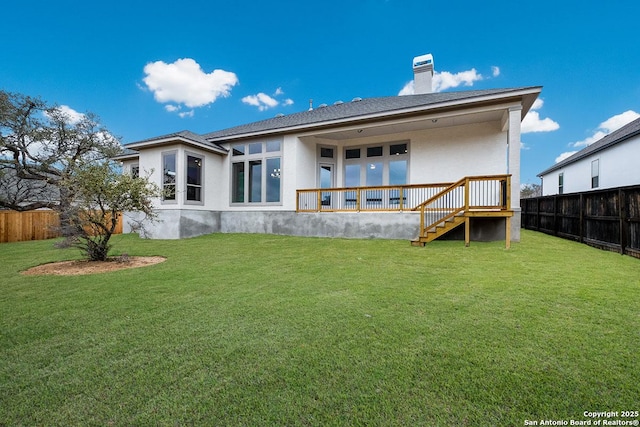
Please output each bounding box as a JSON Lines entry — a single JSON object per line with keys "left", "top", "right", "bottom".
{"left": 0, "top": 210, "right": 123, "bottom": 243}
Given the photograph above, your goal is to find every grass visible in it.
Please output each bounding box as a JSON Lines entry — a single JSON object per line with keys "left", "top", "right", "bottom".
{"left": 1, "top": 230, "right": 639, "bottom": 426}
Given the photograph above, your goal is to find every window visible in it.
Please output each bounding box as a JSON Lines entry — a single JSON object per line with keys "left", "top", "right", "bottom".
{"left": 344, "top": 142, "right": 409, "bottom": 187}
{"left": 232, "top": 163, "right": 245, "bottom": 203}
{"left": 558, "top": 173, "right": 564, "bottom": 195}
{"left": 231, "top": 140, "right": 282, "bottom": 204}
{"left": 162, "top": 152, "right": 176, "bottom": 201}
{"left": 249, "top": 160, "right": 262, "bottom": 202}
{"left": 131, "top": 163, "right": 139, "bottom": 179}
{"left": 367, "top": 146, "right": 383, "bottom": 157}
{"left": 591, "top": 159, "right": 599, "bottom": 188}
{"left": 345, "top": 148, "right": 361, "bottom": 159}
{"left": 320, "top": 147, "right": 334, "bottom": 158}
{"left": 266, "top": 158, "right": 281, "bottom": 202}
{"left": 186, "top": 154, "right": 203, "bottom": 203}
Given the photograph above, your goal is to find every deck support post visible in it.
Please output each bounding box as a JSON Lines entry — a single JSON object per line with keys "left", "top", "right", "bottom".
{"left": 505, "top": 217, "right": 511, "bottom": 249}
{"left": 464, "top": 217, "right": 470, "bottom": 247}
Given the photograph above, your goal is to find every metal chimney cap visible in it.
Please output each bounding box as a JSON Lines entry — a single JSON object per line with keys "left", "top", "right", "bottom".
{"left": 413, "top": 53, "right": 434, "bottom": 69}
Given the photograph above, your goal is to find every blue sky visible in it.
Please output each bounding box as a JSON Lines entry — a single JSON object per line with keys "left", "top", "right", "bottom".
{"left": 2, "top": 0, "right": 639, "bottom": 185}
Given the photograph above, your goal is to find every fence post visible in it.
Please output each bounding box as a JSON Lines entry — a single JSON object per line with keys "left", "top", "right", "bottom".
{"left": 619, "top": 188, "right": 626, "bottom": 255}
{"left": 579, "top": 193, "right": 584, "bottom": 243}
{"left": 553, "top": 195, "right": 557, "bottom": 235}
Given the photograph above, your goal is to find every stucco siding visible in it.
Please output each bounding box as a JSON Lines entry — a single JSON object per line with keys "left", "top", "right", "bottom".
{"left": 410, "top": 121, "right": 506, "bottom": 183}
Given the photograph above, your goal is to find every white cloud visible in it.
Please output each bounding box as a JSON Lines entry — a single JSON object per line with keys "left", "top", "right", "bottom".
{"left": 398, "top": 80, "right": 414, "bottom": 96}
{"left": 142, "top": 58, "right": 238, "bottom": 108}
{"left": 491, "top": 66, "right": 500, "bottom": 77}
{"left": 521, "top": 98, "right": 560, "bottom": 134}
{"left": 433, "top": 69, "right": 483, "bottom": 92}
{"left": 398, "top": 67, "right": 488, "bottom": 95}
{"left": 242, "top": 93, "right": 279, "bottom": 111}
{"left": 571, "top": 110, "right": 640, "bottom": 148}
{"left": 178, "top": 110, "right": 194, "bottom": 118}
{"left": 44, "top": 105, "right": 85, "bottom": 124}
{"left": 164, "top": 104, "right": 179, "bottom": 112}
{"left": 555, "top": 151, "right": 578, "bottom": 163}
{"left": 242, "top": 89, "right": 294, "bottom": 111}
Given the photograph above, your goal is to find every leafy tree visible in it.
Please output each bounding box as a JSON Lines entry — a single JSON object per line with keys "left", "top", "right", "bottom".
{"left": 61, "top": 162, "right": 161, "bottom": 261}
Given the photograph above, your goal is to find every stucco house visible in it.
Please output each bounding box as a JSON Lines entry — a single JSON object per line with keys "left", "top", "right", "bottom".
{"left": 117, "top": 55, "right": 541, "bottom": 244}
{"left": 538, "top": 117, "right": 640, "bottom": 196}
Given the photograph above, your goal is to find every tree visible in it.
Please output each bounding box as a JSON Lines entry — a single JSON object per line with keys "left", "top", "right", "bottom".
{"left": 1, "top": 90, "right": 162, "bottom": 261}
{"left": 521, "top": 183, "right": 542, "bottom": 199}
{"left": 61, "top": 162, "right": 162, "bottom": 261}
{"left": 0, "top": 90, "right": 121, "bottom": 217}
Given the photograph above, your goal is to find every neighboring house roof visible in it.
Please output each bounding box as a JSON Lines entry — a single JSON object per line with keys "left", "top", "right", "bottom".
{"left": 124, "top": 130, "right": 228, "bottom": 154}
{"left": 538, "top": 117, "right": 640, "bottom": 177}
{"left": 203, "top": 87, "right": 541, "bottom": 142}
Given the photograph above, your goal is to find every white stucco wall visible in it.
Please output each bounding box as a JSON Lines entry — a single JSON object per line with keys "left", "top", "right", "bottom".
{"left": 134, "top": 144, "right": 225, "bottom": 210}
{"left": 409, "top": 121, "right": 506, "bottom": 183}
{"left": 541, "top": 134, "right": 640, "bottom": 195}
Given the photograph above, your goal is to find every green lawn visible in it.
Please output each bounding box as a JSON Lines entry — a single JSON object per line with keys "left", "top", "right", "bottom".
{"left": 1, "top": 230, "right": 638, "bottom": 426}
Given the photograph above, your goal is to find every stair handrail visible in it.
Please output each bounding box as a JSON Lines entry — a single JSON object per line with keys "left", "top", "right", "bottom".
{"left": 412, "top": 174, "right": 512, "bottom": 239}
{"left": 412, "top": 177, "right": 469, "bottom": 237}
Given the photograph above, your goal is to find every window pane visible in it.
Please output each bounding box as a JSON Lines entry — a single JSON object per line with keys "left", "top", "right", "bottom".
{"left": 320, "top": 147, "right": 334, "bottom": 158}
{"left": 131, "top": 164, "right": 139, "bottom": 179}
{"left": 345, "top": 164, "right": 360, "bottom": 187}
{"left": 366, "top": 162, "right": 383, "bottom": 186}
{"left": 249, "top": 160, "right": 262, "bottom": 202}
{"left": 187, "top": 186, "right": 201, "bottom": 201}
{"left": 345, "top": 148, "right": 360, "bottom": 159}
{"left": 186, "top": 155, "right": 202, "bottom": 201}
{"left": 266, "top": 158, "right": 281, "bottom": 202}
{"left": 232, "top": 162, "right": 245, "bottom": 203}
{"left": 232, "top": 145, "right": 245, "bottom": 156}
{"left": 320, "top": 165, "right": 332, "bottom": 188}
{"left": 390, "top": 143, "right": 408, "bottom": 156}
{"left": 266, "top": 140, "right": 281, "bottom": 152}
{"left": 249, "top": 142, "right": 262, "bottom": 154}
{"left": 389, "top": 160, "right": 407, "bottom": 185}
{"left": 367, "top": 146, "right": 383, "bottom": 157}
{"left": 163, "top": 153, "right": 176, "bottom": 200}
{"left": 187, "top": 156, "right": 202, "bottom": 185}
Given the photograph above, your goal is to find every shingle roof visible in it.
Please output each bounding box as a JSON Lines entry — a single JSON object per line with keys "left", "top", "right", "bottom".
{"left": 538, "top": 117, "right": 640, "bottom": 176}
{"left": 203, "top": 87, "right": 541, "bottom": 141}
{"left": 125, "top": 130, "right": 227, "bottom": 152}
{"left": 112, "top": 147, "right": 140, "bottom": 160}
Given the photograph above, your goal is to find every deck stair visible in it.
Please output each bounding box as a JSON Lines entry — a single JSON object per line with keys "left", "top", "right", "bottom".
{"left": 410, "top": 175, "right": 513, "bottom": 248}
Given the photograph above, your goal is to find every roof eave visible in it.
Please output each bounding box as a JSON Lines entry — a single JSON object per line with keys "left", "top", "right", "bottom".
{"left": 112, "top": 152, "right": 140, "bottom": 161}
{"left": 207, "top": 87, "right": 543, "bottom": 143}
{"left": 125, "top": 136, "right": 228, "bottom": 155}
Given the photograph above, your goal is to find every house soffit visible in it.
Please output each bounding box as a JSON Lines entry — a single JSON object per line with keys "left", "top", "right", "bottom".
{"left": 301, "top": 105, "right": 509, "bottom": 141}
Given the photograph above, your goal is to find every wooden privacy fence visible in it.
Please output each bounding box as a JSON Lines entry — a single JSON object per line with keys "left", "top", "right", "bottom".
{"left": 0, "top": 210, "right": 123, "bottom": 243}
{"left": 521, "top": 185, "right": 640, "bottom": 258}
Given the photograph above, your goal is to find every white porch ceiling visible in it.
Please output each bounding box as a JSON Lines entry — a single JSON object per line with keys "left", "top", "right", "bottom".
{"left": 305, "top": 109, "right": 506, "bottom": 141}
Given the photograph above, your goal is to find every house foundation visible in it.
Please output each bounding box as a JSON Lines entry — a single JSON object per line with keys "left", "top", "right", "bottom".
{"left": 124, "top": 210, "right": 520, "bottom": 242}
